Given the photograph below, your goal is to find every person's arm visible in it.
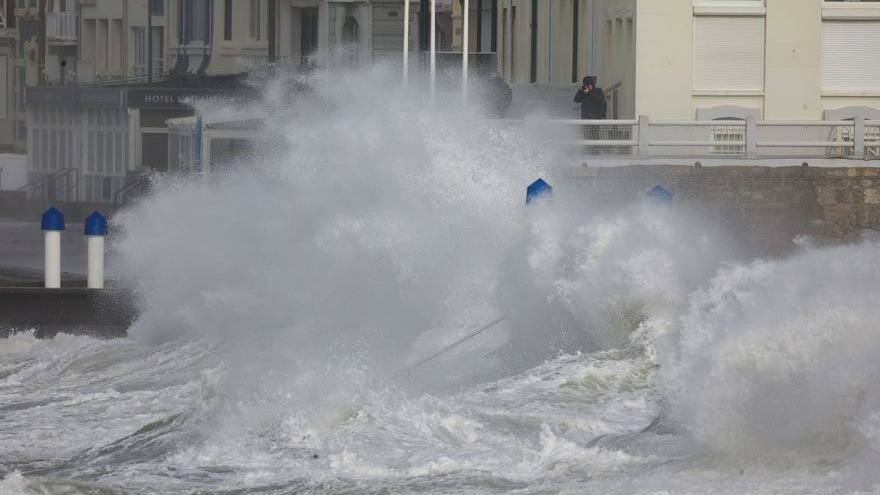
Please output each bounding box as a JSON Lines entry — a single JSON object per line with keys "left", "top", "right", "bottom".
{"left": 574, "top": 88, "right": 586, "bottom": 103}
{"left": 588, "top": 88, "right": 605, "bottom": 103}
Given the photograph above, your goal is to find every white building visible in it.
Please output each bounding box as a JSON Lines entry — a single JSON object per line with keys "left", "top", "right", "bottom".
{"left": 273, "top": 0, "right": 453, "bottom": 70}
{"left": 494, "top": 0, "right": 880, "bottom": 121}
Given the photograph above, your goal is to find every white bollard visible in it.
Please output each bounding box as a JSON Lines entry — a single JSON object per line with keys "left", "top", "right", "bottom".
{"left": 41, "top": 207, "right": 65, "bottom": 289}
{"left": 84, "top": 211, "right": 108, "bottom": 289}
{"left": 87, "top": 236, "right": 105, "bottom": 289}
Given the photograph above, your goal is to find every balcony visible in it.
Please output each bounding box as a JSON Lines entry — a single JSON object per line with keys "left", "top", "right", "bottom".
{"left": 46, "top": 12, "right": 77, "bottom": 44}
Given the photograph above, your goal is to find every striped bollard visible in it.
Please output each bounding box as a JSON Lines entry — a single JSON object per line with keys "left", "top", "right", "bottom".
{"left": 84, "top": 212, "right": 108, "bottom": 289}
{"left": 41, "top": 207, "right": 65, "bottom": 289}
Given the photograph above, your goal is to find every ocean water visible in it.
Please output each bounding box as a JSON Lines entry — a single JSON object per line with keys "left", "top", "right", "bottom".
{"left": 3, "top": 66, "right": 880, "bottom": 494}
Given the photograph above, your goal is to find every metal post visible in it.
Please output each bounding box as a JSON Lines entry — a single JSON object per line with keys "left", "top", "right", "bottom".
{"left": 855, "top": 116, "right": 866, "bottom": 159}
{"left": 463, "top": 0, "right": 469, "bottom": 99}
{"left": 529, "top": 0, "right": 536, "bottom": 84}
{"left": 41, "top": 207, "right": 65, "bottom": 289}
{"left": 746, "top": 115, "right": 757, "bottom": 158}
{"left": 638, "top": 115, "right": 649, "bottom": 157}
{"left": 403, "top": 0, "right": 410, "bottom": 85}
{"left": 84, "top": 212, "right": 108, "bottom": 289}
{"left": 430, "top": 0, "right": 436, "bottom": 98}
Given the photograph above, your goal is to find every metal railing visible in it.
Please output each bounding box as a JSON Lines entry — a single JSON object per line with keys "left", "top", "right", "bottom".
{"left": 868, "top": 121, "right": 880, "bottom": 160}
{"left": 18, "top": 168, "right": 79, "bottom": 201}
{"left": 522, "top": 116, "right": 879, "bottom": 160}
{"left": 46, "top": 12, "right": 77, "bottom": 42}
{"left": 113, "top": 175, "right": 150, "bottom": 207}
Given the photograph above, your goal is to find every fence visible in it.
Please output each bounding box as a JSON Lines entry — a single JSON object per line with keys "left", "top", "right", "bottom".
{"left": 535, "top": 116, "right": 880, "bottom": 160}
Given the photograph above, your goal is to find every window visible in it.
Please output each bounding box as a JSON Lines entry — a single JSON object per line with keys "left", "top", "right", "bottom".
{"left": 250, "top": 0, "right": 261, "bottom": 40}
{"left": 224, "top": 0, "right": 232, "bottom": 40}
{"left": 132, "top": 27, "right": 147, "bottom": 75}
{"left": 343, "top": 16, "right": 359, "bottom": 44}
{"left": 150, "top": 0, "right": 164, "bottom": 16}
{"left": 693, "top": 16, "right": 764, "bottom": 91}
{"left": 0, "top": 55, "right": 6, "bottom": 119}
{"left": 301, "top": 7, "right": 318, "bottom": 56}
{"left": 102, "top": 177, "right": 112, "bottom": 201}
{"left": 182, "top": 0, "right": 208, "bottom": 43}
{"left": 822, "top": 21, "right": 880, "bottom": 91}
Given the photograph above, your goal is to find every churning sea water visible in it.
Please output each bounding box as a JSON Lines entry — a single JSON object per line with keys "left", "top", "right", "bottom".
{"left": 3, "top": 66, "right": 880, "bottom": 494}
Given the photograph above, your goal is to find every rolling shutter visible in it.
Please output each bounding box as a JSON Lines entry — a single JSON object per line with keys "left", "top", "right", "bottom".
{"left": 694, "top": 16, "right": 764, "bottom": 91}
{"left": 822, "top": 21, "right": 880, "bottom": 91}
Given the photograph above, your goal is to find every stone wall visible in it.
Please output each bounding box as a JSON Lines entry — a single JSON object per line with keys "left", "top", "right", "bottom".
{"left": 569, "top": 165, "right": 880, "bottom": 255}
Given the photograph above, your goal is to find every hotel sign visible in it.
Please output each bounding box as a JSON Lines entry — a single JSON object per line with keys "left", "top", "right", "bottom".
{"left": 127, "top": 89, "right": 231, "bottom": 109}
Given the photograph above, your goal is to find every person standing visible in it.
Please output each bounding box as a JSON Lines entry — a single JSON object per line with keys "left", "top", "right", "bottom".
{"left": 574, "top": 76, "right": 606, "bottom": 119}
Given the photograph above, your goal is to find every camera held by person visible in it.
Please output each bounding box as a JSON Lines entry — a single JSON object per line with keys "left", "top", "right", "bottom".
{"left": 574, "top": 76, "right": 607, "bottom": 120}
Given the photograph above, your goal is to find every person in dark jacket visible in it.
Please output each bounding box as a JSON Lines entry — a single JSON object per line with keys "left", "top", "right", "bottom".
{"left": 574, "top": 76, "right": 606, "bottom": 120}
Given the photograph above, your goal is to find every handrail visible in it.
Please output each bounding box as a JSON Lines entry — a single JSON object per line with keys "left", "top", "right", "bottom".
{"left": 605, "top": 80, "right": 623, "bottom": 95}
{"left": 18, "top": 168, "right": 79, "bottom": 201}
{"left": 113, "top": 176, "right": 150, "bottom": 207}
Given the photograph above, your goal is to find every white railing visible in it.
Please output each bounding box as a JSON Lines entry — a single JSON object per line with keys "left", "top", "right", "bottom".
{"left": 46, "top": 11, "right": 77, "bottom": 42}
{"left": 519, "top": 116, "right": 879, "bottom": 160}
{"left": 868, "top": 121, "right": 880, "bottom": 160}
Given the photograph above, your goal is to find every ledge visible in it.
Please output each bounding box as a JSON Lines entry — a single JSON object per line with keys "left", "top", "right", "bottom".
{"left": 694, "top": 4, "right": 766, "bottom": 17}
{"left": 822, "top": 91, "right": 880, "bottom": 98}
{"left": 693, "top": 90, "right": 765, "bottom": 97}
{"left": 823, "top": 4, "right": 880, "bottom": 21}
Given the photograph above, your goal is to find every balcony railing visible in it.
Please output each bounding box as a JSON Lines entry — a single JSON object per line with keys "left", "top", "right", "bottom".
{"left": 503, "top": 117, "right": 880, "bottom": 161}
{"left": 46, "top": 11, "right": 77, "bottom": 43}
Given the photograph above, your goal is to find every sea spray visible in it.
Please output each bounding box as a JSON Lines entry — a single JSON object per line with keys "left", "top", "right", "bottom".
{"left": 658, "top": 239, "right": 880, "bottom": 467}
{"left": 114, "top": 64, "right": 740, "bottom": 423}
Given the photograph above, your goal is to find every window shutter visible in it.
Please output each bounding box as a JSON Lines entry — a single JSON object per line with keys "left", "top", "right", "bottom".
{"left": 822, "top": 21, "right": 880, "bottom": 92}
{"left": 694, "top": 16, "right": 764, "bottom": 91}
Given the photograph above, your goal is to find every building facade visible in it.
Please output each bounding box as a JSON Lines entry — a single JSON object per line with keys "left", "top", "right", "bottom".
{"left": 273, "top": 0, "right": 453, "bottom": 70}
{"left": 20, "top": 0, "right": 268, "bottom": 202}
{"left": 495, "top": 0, "right": 880, "bottom": 121}
{"left": 166, "top": 0, "right": 269, "bottom": 75}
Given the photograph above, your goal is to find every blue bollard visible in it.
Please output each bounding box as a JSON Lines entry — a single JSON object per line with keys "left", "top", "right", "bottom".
{"left": 646, "top": 185, "right": 673, "bottom": 203}
{"left": 526, "top": 178, "right": 553, "bottom": 205}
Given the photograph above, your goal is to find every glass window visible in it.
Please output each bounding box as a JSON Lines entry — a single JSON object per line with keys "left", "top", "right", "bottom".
{"left": 88, "top": 131, "right": 96, "bottom": 171}
{"left": 106, "top": 130, "right": 114, "bottom": 172}
{"left": 224, "top": 0, "right": 232, "bottom": 40}
{"left": 97, "top": 132, "right": 104, "bottom": 172}
{"left": 116, "top": 132, "right": 124, "bottom": 172}
{"left": 250, "top": 0, "right": 261, "bottom": 40}
{"left": 50, "top": 130, "right": 57, "bottom": 170}
{"left": 102, "top": 177, "right": 112, "bottom": 201}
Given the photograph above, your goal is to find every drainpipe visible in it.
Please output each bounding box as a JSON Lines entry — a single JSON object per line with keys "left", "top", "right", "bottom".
{"left": 38, "top": 0, "right": 46, "bottom": 85}
{"left": 590, "top": 0, "right": 597, "bottom": 79}
{"left": 571, "top": 0, "right": 578, "bottom": 83}
{"left": 476, "top": 0, "right": 482, "bottom": 52}
{"left": 490, "top": 0, "right": 496, "bottom": 52}
{"left": 147, "top": 0, "right": 153, "bottom": 82}
{"left": 268, "top": 0, "right": 277, "bottom": 63}
{"left": 529, "top": 0, "right": 536, "bottom": 83}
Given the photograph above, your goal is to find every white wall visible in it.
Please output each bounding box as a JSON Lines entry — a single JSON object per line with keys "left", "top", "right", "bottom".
{"left": 0, "top": 154, "right": 27, "bottom": 191}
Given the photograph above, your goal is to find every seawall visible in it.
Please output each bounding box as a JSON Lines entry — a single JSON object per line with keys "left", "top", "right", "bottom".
{"left": 0, "top": 288, "right": 137, "bottom": 339}
{"left": 570, "top": 165, "right": 880, "bottom": 255}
